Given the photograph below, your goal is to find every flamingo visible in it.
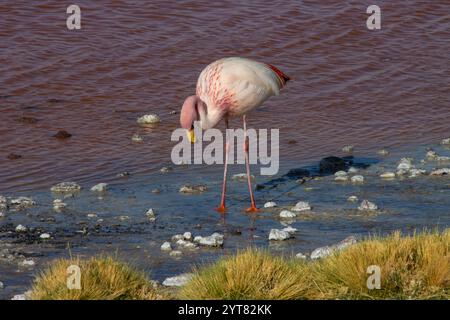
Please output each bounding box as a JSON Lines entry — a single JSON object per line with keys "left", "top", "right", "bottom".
{"left": 180, "top": 57, "right": 290, "bottom": 213}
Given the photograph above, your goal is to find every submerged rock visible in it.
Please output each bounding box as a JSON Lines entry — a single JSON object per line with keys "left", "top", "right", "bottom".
{"left": 194, "top": 233, "right": 224, "bottom": 247}
{"left": 351, "top": 175, "right": 364, "bottom": 183}
{"left": 232, "top": 173, "right": 254, "bottom": 181}
{"left": 179, "top": 185, "right": 207, "bottom": 193}
{"left": 268, "top": 229, "right": 293, "bottom": 241}
{"left": 137, "top": 114, "right": 161, "bottom": 125}
{"left": 311, "top": 236, "right": 357, "bottom": 259}
{"left": 131, "top": 134, "right": 143, "bottom": 142}
{"left": 408, "top": 169, "right": 426, "bottom": 178}
{"left": 51, "top": 182, "right": 81, "bottom": 193}
{"left": 430, "top": 168, "right": 450, "bottom": 176}
{"left": 0, "top": 195, "right": 6, "bottom": 209}
{"left": 162, "top": 273, "right": 193, "bottom": 287}
{"left": 53, "top": 130, "right": 72, "bottom": 139}
{"left": 7, "top": 153, "right": 22, "bottom": 160}
{"left": 380, "top": 172, "right": 396, "bottom": 179}
{"left": 319, "top": 156, "right": 349, "bottom": 174}
{"left": 358, "top": 200, "right": 378, "bottom": 211}
{"left": 264, "top": 201, "right": 277, "bottom": 208}
{"left": 282, "top": 226, "right": 297, "bottom": 234}
{"left": 342, "top": 145, "right": 354, "bottom": 153}
{"left": 90, "top": 183, "right": 108, "bottom": 192}
{"left": 160, "top": 166, "right": 172, "bottom": 173}
{"left": 348, "top": 167, "right": 359, "bottom": 173}
{"left": 53, "top": 199, "right": 67, "bottom": 211}
{"left": 169, "top": 250, "right": 182, "bottom": 257}
{"left": 291, "top": 201, "right": 311, "bottom": 212}
{"left": 377, "top": 149, "right": 390, "bottom": 156}
{"left": 10, "top": 197, "right": 36, "bottom": 210}
{"left": 19, "top": 259, "right": 35, "bottom": 267}
{"left": 145, "top": 208, "right": 156, "bottom": 221}
{"left": 279, "top": 210, "right": 297, "bottom": 218}
{"left": 347, "top": 195, "right": 358, "bottom": 202}
{"left": 441, "top": 138, "right": 450, "bottom": 146}
{"left": 396, "top": 158, "right": 414, "bottom": 175}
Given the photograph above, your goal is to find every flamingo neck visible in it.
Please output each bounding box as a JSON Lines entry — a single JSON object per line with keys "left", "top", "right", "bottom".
{"left": 197, "top": 98, "right": 224, "bottom": 130}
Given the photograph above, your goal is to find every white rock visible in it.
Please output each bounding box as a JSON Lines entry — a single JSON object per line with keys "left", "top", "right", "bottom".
{"left": 0, "top": 195, "right": 7, "bottom": 209}
{"left": 282, "top": 226, "right": 297, "bottom": 234}
{"left": 118, "top": 215, "right": 130, "bottom": 221}
{"left": 0, "top": 281, "right": 4, "bottom": 289}
{"left": 10, "top": 197, "right": 36, "bottom": 209}
{"left": 194, "top": 233, "right": 224, "bottom": 247}
{"left": 358, "top": 200, "right": 378, "bottom": 211}
{"left": 291, "top": 201, "right": 311, "bottom": 212}
{"left": 160, "top": 242, "right": 172, "bottom": 251}
{"left": 351, "top": 175, "right": 364, "bottom": 183}
{"left": 172, "top": 234, "right": 185, "bottom": 241}
{"left": 268, "top": 229, "right": 292, "bottom": 241}
{"left": 426, "top": 150, "right": 439, "bottom": 160}
{"left": 169, "top": 250, "right": 183, "bottom": 257}
{"left": 162, "top": 273, "right": 193, "bottom": 287}
{"left": 183, "top": 232, "right": 192, "bottom": 241}
{"left": 90, "top": 183, "right": 108, "bottom": 192}
{"left": 347, "top": 195, "right": 358, "bottom": 202}
{"left": 137, "top": 114, "right": 160, "bottom": 125}
{"left": 40, "top": 233, "right": 51, "bottom": 239}
{"left": 342, "top": 145, "right": 354, "bottom": 153}
{"left": 15, "top": 225, "right": 27, "bottom": 233}
{"left": 232, "top": 173, "right": 254, "bottom": 181}
{"left": 295, "top": 253, "right": 307, "bottom": 259}
{"left": 131, "top": 134, "right": 143, "bottom": 142}
{"left": 380, "top": 172, "right": 396, "bottom": 179}
{"left": 20, "top": 259, "right": 35, "bottom": 267}
{"left": 334, "top": 171, "right": 348, "bottom": 177}
{"left": 441, "top": 138, "right": 450, "bottom": 146}
{"left": 176, "top": 239, "right": 197, "bottom": 249}
{"left": 437, "top": 156, "right": 450, "bottom": 162}
{"left": 334, "top": 176, "right": 348, "bottom": 182}
{"left": 311, "top": 236, "right": 357, "bottom": 259}
{"left": 0, "top": 212, "right": 4, "bottom": 218}
{"left": 51, "top": 182, "right": 81, "bottom": 193}
{"left": 87, "top": 213, "right": 97, "bottom": 218}
{"left": 408, "top": 169, "right": 426, "bottom": 178}
{"left": 279, "top": 210, "right": 297, "bottom": 218}
{"left": 160, "top": 166, "right": 172, "bottom": 173}
{"left": 377, "top": 149, "right": 390, "bottom": 156}
{"left": 264, "top": 201, "right": 277, "bottom": 208}
{"left": 430, "top": 168, "right": 450, "bottom": 176}
{"left": 11, "top": 294, "right": 27, "bottom": 300}
{"left": 179, "top": 185, "right": 207, "bottom": 193}
{"left": 348, "top": 167, "right": 359, "bottom": 173}
{"left": 397, "top": 158, "right": 414, "bottom": 171}
{"left": 53, "top": 199, "right": 67, "bottom": 211}
{"left": 146, "top": 208, "right": 156, "bottom": 221}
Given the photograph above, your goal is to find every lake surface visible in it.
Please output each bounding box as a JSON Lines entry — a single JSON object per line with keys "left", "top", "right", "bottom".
{"left": 1, "top": 0, "right": 449, "bottom": 192}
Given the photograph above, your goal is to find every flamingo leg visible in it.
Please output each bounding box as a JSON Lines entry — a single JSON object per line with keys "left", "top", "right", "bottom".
{"left": 217, "top": 118, "right": 229, "bottom": 213}
{"left": 243, "top": 115, "right": 258, "bottom": 212}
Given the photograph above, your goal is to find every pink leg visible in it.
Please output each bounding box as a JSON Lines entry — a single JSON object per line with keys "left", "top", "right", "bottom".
{"left": 217, "top": 119, "right": 229, "bottom": 213}
{"left": 243, "top": 115, "right": 258, "bottom": 212}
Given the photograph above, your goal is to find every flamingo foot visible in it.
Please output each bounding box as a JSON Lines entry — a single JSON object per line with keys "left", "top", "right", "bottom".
{"left": 216, "top": 205, "right": 227, "bottom": 213}
{"left": 245, "top": 206, "right": 259, "bottom": 213}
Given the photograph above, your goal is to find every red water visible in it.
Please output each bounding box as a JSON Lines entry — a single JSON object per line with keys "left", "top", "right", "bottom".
{"left": 1, "top": 1, "right": 449, "bottom": 192}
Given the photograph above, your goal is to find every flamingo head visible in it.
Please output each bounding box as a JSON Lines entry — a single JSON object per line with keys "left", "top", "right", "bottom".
{"left": 180, "top": 95, "right": 200, "bottom": 143}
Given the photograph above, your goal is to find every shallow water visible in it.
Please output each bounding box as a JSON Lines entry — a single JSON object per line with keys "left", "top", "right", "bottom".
{"left": 1, "top": 1, "right": 450, "bottom": 192}
{"left": 0, "top": 141, "right": 449, "bottom": 299}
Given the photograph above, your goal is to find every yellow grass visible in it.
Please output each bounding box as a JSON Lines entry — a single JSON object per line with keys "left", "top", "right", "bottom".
{"left": 180, "top": 229, "right": 449, "bottom": 300}
{"left": 30, "top": 230, "right": 449, "bottom": 300}
{"left": 179, "top": 249, "right": 311, "bottom": 300}
{"left": 30, "top": 256, "right": 166, "bottom": 300}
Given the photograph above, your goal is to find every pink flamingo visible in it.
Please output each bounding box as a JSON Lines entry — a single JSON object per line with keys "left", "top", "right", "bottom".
{"left": 180, "top": 57, "right": 290, "bottom": 213}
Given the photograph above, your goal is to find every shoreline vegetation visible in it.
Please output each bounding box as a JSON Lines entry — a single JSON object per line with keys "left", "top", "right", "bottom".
{"left": 29, "top": 229, "right": 449, "bottom": 300}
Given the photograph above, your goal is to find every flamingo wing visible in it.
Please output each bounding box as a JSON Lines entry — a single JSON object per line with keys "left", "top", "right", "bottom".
{"left": 196, "top": 57, "right": 289, "bottom": 116}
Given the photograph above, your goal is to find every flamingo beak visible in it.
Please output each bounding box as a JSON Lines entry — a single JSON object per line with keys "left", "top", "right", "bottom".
{"left": 186, "top": 129, "right": 196, "bottom": 143}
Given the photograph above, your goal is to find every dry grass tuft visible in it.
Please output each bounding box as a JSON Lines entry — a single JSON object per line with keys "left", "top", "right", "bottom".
{"left": 178, "top": 249, "right": 311, "bottom": 300}
{"left": 30, "top": 256, "right": 166, "bottom": 300}
{"left": 180, "top": 230, "right": 449, "bottom": 300}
